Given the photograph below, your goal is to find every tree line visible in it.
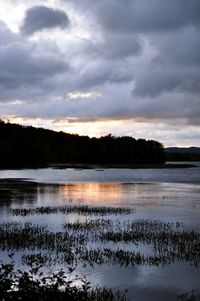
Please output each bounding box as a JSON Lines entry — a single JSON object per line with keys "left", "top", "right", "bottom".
{"left": 0, "top": 120, "right": 165, "bottom": 168}
{"left": 165, "top": 152, "right": 200, "bottom": 161}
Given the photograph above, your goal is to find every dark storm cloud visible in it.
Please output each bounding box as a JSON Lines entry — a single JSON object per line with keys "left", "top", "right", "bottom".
{"left": 132, "top": 26, "right": 200, "bottom": 98}
{"left": 133, "top": 68, "right": 200, "bottom": 97}
{"left": 74, "top": 60, "right": 134, "bottom": 90}
{"left": 154, "top": 27, "right": 200, "bottom": 67}
{"left": 90, "top": 33, "right": 143, "bottom": 59}
{"left": 21, "top": 5, "right": 70, "bottom": 36}
{"left": 67, "top": 0, "right": 200, "bottom": 32}
{"left": 64, "top": 0, "right": 200, "bottom": 126}
{"left": 0, "top": 0, "right": 200, "bottom": 141}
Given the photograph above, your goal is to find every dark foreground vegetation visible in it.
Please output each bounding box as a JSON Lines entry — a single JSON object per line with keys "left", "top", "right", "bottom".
{"left": 0, "top": 261, "right": 126, "bottom": 301}
{"left": 0, "top": 261, "right": 198, "bottom": 301}
{"left": 0, "top": 120, "right": 165, "bottom": 168}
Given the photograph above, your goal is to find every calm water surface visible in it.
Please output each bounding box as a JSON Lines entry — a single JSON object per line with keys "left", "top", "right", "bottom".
{"left": 0, "top": 163, "right": 200, "bottom": 301}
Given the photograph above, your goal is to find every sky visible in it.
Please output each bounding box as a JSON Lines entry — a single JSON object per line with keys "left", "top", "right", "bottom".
{"left": 0, "top": 0, "right": 200, "bottom": 147}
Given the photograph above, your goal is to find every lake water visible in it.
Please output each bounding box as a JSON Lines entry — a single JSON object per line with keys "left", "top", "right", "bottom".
{"left": 0, "top": 163, "right": 200, "bottom": 301}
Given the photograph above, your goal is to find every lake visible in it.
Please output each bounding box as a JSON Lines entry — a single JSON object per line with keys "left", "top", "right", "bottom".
{"left": 0, "top": 163, "right": 200, "bottom": 301}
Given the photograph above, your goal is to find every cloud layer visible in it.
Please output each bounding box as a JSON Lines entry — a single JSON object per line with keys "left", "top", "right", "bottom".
{"left": 20, "top": 5, "right": 70, "bottom": 36}
{"left": 0, "top": 0, "right": 199, "bottom": 146}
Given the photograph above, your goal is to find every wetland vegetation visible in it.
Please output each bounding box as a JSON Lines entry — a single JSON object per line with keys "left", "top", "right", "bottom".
{"left": 0, "top": 213, "right": 200, "bottom": 267}
{"left": 10, "top": 205, "right": 133, "bottom": 216}
{"left": 0, "top": 172, "right": 200, "bottom": 300}
{"left": 1, "top": 205, "right": 200, "bottom": 300}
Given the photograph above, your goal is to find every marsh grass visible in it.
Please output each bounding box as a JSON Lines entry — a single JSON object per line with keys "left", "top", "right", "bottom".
{"left": 10, "top": 205, "right": 133, "bottom": 216}
{"left": 64, "top": 219, "right": 200, "bottom": 267}
{"left": 64, "top": 219, "right": 175, "bottom": 232}
{"left": 1, "top": 203, "right": 200, "bottom": 300}
{"left": 0, "top": 222, "right": 86, "bottom": 255}
{"left": 1, "top": 217, "right": 199, "bottom": 267}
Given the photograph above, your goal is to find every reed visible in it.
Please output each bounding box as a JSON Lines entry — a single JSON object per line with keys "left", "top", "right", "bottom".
{"left": 1, "top": 220, "right": 199, "bottom": 267}
{"left": 10, "top": 205, "right": 133, "bottom": 216}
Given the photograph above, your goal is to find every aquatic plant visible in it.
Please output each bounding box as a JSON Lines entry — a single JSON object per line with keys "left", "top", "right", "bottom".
{"left": 75, "top": 246, "right": 200, "bottom": 267}
{"left": 63, "top": 218, "right": 112, "bottom": 231}
{"left": 0, "top": 222, "right": 86, "bottom": 257}
{"left": 64, "top": 218, "right": 175, "bottom": 233}
{"left": 1, "top": 218, "right": 200, "bottom": 268}
{"left": 10, "top": 205, "right": 133, "bottom": 216}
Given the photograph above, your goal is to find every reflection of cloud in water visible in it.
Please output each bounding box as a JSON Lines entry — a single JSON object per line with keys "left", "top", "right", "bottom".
{"left": 81, "top": 263, "right": 200, "bottom": 301}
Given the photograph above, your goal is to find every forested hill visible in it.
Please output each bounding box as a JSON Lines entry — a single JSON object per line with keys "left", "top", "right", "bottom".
{"left": 165, "top": 147, "right": 200, "bottom": 161}
{"left": 0, "top": 120, "right": 165, "bottom": 168}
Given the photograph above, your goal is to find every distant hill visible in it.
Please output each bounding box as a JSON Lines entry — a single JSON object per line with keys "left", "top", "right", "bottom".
{"left": 165, "top": 147, "right": 200, "bottom": 153}
{"left": 0, "top": 120, "right": 165, "bottom": 168}
{"left": 165, "top": 147, "right": 200, "bottom": 161}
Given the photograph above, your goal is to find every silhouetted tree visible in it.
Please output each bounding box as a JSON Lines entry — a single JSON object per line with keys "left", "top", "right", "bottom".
{"left": 0, "top": 120, "right": 165, "bottom": 167}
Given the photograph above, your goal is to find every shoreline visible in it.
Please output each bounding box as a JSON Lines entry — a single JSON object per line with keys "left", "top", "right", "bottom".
{"left": 0, "top": 162, "right": 197, "bottom": 170}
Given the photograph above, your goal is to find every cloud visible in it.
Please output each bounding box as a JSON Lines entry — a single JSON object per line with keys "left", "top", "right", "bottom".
{"left": 0, "top": 0, "right": 200, "bottom": 146}
{"left": 67, "top": 91, "right": 101, "bottom": 100}
{"left": 131, "top": 27, "right": 200, "bottom": 98}
{"left": 106, "top": 34, "right": 142, "bottom": 59}
{"left": 133, "top": 68, "right": 200, "bottom": 97}
{"left": 20, "top": 5, "right": 70, "bottom": 36}
{"left": 67, "top": 0, "right": 200, "bottom": 33}
{"left": 0, "top": 42, "right": 69, "bottom": 95}
{"left": 0, "top": 21, "right": 19, "bottom": 45}
{"left": 3, "top": 77, "right": 199, "bottom": 126}
{"left": 0, "top": 22, "right": 69, "bottom": 101}
{"left": 72, "top": 60, "right": 134, "bottom": 90}
{"left": 90, "top": 33, "right": 143, "bottom": 60}
{"left": 154, "top": 27, "right": 200, "bottom": 67}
